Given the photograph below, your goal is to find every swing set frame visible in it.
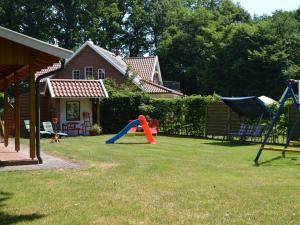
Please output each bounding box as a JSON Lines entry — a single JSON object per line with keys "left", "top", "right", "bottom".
{"left": 255, "top": 79, "right": 300, "bottom": 164}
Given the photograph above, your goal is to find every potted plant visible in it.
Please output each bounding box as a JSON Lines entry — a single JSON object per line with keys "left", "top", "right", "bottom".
{"left": 89, "top": 124, "right": 102, "bottom": 136}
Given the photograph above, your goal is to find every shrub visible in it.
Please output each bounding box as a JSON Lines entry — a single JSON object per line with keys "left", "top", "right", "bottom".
{"left": 90, "top": 124, "right": 102, "bottom": 135}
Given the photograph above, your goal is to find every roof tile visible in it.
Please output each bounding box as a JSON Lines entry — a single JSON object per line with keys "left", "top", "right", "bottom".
{"left": 141, "top": 80, "right": 183, "bottom": 96}
{"left": 124, "top": 57, "right": 156, "bottom": 81}
{"left": 47, "top": 79, "right": 108, "bottom": 98}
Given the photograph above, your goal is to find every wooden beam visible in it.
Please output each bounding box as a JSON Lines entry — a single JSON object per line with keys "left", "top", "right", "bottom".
{"left": 3, "top": 79, "right": 9, "bottom": 147}
{"left": 96, "top": 100, "right": 100, "bottom": 125}
{"left": 0, "top": 37, "right": 30, "bottom": 65}
{"left": 29, "top": 64, "right": 36, "bottom": 159}
{"left": 14, "top": 74, "right": 20, "bottom": 152}
{"left": 0, "top": 65, "right": 29, "bottom": 89}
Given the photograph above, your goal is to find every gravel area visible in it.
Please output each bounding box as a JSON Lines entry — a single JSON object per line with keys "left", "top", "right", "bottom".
{"left": 0, "top": 141, "right": 81, "bottom": 171}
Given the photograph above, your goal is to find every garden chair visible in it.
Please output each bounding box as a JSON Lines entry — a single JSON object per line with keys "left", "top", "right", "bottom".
{"left": 24, "top": 120, "right": 51, "bottom": 137}
{"left": 42, "top": 121, "right": 68, "bottom": 143}
{"left": 148, "top": 119, "right": 158, "bottom": 135}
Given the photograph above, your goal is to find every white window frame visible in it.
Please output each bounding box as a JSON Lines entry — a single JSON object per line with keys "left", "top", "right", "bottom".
{"left": 84, "top": 66, "right": 93, "bottom": 79}
{"left": 72, "top": 70, "right": 80, "bottom": 80}
{"left": 97, "top": 69, "right": 105, "bottom": 80}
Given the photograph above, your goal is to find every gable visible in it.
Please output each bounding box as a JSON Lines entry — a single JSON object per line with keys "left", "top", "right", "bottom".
{"left": 53, "top": 45, "right": 125, "bottom": 84}
{"left": 124, "top": 56, "right": 163, "bottom": 84}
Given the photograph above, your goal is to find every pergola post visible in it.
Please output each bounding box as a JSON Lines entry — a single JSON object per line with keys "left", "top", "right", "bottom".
{"left": 3, "top": 79, "right": 9, "bottom": 147}
{"left": 14, "top": 74, "right": 20, "bottom": 152}
{"left": 96, "top": 99, "right": 100, "bottom": 125}
{"left": 29, "top": 64, "right": 36, "bottom": 159}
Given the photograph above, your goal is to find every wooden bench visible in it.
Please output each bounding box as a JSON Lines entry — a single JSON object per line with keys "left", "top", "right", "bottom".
{"left": 62, "top": 122, "right": 84, "bottom": 135}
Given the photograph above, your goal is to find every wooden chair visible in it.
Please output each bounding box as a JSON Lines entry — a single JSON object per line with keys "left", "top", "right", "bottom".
{"left": 83, "top": 112, "right": 92, "bottom": 135}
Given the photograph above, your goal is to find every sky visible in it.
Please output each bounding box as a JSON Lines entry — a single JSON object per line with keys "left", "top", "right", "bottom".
{"left": 233, "top": 0, "right": 300, "bottom": 16}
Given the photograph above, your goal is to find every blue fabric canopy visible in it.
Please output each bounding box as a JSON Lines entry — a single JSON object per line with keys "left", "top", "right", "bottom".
{"left": 221, "top": 96, "right": 273, "bottom": 119}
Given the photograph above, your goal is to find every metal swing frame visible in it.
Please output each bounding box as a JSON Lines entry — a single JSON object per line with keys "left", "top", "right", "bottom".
{"left": 255, "top": 79, "right": 300, "bottom": 164}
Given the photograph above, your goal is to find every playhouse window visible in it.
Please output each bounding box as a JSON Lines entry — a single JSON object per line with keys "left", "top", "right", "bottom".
{"left": 84, "top": 66, "right": 93, "bottom": 79}
{"left": 98, "top": 69, "right": 105, "bottom": 80}
{"left": 72, "top": 70, "right": 80, "bottom": 80}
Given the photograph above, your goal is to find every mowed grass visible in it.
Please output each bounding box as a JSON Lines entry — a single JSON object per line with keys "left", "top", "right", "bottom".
{"left": 1, "top": 135, "right": 300, "bottom": 225}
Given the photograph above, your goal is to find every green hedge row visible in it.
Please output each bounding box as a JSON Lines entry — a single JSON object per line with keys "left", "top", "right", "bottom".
{"left": 100, "top": 93, "right": 220, "bottom": 135}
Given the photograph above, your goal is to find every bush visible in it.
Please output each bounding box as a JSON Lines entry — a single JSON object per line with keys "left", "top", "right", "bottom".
{"left": 90, "top": 124, "right": 102, "bottom": 135}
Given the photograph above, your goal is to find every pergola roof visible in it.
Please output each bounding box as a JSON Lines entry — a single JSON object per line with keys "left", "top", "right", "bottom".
{"left": 0, "top": 26, "right": 72, "bottom": 59}
{"left": 0, "top": 26, "right": 73, "bottom": 88}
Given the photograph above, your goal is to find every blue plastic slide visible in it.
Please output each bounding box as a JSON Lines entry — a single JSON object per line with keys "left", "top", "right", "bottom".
{"left": 106, "top": 119, "right": 140, "bottom": 144}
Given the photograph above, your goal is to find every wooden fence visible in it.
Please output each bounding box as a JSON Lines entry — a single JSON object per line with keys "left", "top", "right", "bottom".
{"left": 287, "top": 105, "right": 300, "bottom": 140}
{"left": 206, "top": 102, "right": 242, "bottom": 137}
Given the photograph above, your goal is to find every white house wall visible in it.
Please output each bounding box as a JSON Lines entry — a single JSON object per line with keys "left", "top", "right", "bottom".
{"left": 59, "top": 98, "right": 93, "bottom": 128}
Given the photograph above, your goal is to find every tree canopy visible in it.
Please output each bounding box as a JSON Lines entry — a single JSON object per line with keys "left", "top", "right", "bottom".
{"left": 0, "top": 0, "right": 299, "bottom": 99}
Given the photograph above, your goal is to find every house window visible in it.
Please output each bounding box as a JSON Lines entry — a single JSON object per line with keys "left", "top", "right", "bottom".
{"left": 66, "top": 101, "right": 80, "bottom": 121}
{"left": 85, "top": 66, "right": 93, "bottom": 79}
{"left": 98, "top": 69, "right": 105, "bottom": 80}
{"left": 72, "top": 70, "right": 80, "bottom": 80}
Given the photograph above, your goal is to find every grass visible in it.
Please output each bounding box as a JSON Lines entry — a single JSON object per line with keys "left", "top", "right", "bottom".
{"left": 1, "top": 135, "right": 300, "bottom": 225}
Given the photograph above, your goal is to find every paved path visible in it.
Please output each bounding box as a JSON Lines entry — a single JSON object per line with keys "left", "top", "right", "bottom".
{"left": 0, "top": 141, "right": 81, "bottom": 171}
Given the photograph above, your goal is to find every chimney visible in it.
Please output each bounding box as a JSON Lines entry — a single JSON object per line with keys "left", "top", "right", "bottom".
{"left": 115, "top": 48, "right": 120, "bottom": 56}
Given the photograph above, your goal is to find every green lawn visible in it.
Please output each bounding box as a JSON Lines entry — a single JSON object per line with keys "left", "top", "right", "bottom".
{"left": 1, "top": 135, "right": 300, "bottom": 225}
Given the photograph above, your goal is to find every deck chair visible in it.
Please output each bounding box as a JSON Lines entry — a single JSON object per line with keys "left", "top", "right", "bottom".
{"left": 42, "top": 121, "right": 68, "bottom": 143}
{"left": 148, "top": 119, "right": 158, "bottom": 135}
{"left": 24, "top": 120, "right": 51, "bottom": 137}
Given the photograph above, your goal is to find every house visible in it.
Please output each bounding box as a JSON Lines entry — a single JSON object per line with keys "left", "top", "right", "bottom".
{"left": 28, "top": 40, "right": 182, "bottom": 135}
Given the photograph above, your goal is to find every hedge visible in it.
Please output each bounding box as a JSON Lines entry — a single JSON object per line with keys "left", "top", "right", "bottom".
{"left": 100, "top": 93, "right": 220, "bottom": 135}
{"left": 100, "top": 92, "right": 151, "bottom": 133}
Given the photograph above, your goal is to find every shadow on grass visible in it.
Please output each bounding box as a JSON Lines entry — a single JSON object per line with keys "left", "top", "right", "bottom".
{"left": 0, "top": 191, "right": 45, "bottom": 225}
{"left": 114, "top": 142, "right": 149, "bottom": 145}
{"left": 255, "top": 156, "right": 299, "bottom": 167}
{"left": 203, "top": 141, "right": 257, "bottom": 147}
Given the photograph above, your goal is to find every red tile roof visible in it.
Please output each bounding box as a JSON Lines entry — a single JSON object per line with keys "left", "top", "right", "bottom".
{"left": 35, "top": 62, "right": 62, "bottom": 81}
{"left": 124, "top": 57, "right": 156, "bottom": 80}
{"left": 47, "top": 79, "right": 108, "bottom": 98}
{"left": 141, "top": 80, "right": 183, "bottom": 96}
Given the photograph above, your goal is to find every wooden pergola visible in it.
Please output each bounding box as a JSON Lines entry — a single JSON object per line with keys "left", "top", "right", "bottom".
{"left": 0, "top": 26, "right": 72, "bottom": 162}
